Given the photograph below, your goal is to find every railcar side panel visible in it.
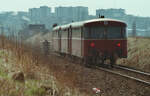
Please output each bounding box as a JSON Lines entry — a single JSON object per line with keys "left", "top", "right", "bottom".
{"left": 71, "top": 39, "right": 82, "bottom": 57}
{"left": 53, "top": 38, "right": 59, "bottom": 52}
{"left": 61, "top": 38, "right": 68, "bottom": 54}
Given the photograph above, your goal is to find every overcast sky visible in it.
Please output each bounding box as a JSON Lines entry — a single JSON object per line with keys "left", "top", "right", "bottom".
{"left": 0, "top": 0, "right": 150, "bottom": 17}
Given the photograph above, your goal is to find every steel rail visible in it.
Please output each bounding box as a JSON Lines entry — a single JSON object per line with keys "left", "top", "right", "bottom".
{"left": 96, "top": 67, "right": 150, "bottom": 86}
{"left": 114, "top": 65, "right": 150, "bottom": 76}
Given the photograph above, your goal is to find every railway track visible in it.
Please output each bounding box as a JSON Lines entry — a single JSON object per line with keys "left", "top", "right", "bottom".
{"left": 114, "top": 65, "right": 150, "bottom": 76}
{"left": 49, "top": 53, "right": 150, "bottom": 86}
{"left": 114, "top": 65, "right": 150, "bottom": 83}
{"left": 95, "top": 65, "right": 150, "bottom": 86}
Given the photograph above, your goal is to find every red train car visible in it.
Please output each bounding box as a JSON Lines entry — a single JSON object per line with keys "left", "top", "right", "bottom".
{"left": 52, "top": 18, "right": 127, "bottom": 67}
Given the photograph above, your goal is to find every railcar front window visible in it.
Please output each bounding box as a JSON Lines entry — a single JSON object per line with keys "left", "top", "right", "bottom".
{"left": 84, "top": 27, "right": 105, "bottom": 39}
{"left": 84, "top": 26, "right": 126, "bottom": 39}
{"left": 122, "top": 28, "right": 127, "bottom": 38}
{"left": 107, "top": 27, "right": 125, "bottom": 39}
{"left": 90, "top": 27, "right": 105, "bottom": 39}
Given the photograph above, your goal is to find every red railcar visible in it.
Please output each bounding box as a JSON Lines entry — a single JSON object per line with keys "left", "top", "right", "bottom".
{"left": 52, "top": 18, "right": 127, "bottom": 67}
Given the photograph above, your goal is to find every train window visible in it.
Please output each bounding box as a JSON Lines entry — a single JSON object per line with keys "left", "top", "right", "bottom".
{"left": 61, "top": 29, "right": 68, "bottom": 38}
{"left": 83, "top": 27, "right": 89, "bottom": 38}
{"left": 107, "top": 27, "right": 122, "bottom": 39}
{"left": 122, "top": 27, "right": 127, "bottom": 38}
{"left": 83, "top": 27, "right": 105, "bottom": 39}
{"left": 58, "top": 30, "right": 61, "bottom": 37}
{"left": 53, "top": 31, "right": 58, "bottom": 37}
{"left": 72, "top": 28, "right": 81, "bottom": 38}
{"left": 90, "top": 27, "right": 105, "bottom": 39}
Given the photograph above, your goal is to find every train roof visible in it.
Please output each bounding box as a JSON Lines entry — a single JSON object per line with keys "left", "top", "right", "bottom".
{"left": 53, "top": 18, "right": 126, "bottom": 30}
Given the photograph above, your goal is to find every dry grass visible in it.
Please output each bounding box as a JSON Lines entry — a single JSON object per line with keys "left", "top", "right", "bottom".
{"left": 0, "top": 35, "right": 150, "bottom": 96}
{"left": 0, "top": 36, "right": 87, "bottom": 96}
{"left": 117, "top": 37, "right": 150, "bottom": 72}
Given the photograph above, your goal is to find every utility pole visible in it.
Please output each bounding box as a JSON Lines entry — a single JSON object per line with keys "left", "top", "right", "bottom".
{"left": 145, "top": 21, "right": 148, "bottom": 36}
{"left": 42, "top": 40, "right": 50, "bottom": 56}
{"left": 0, "top": 25, "right": 4, "bottom": 36}
{"left": 132, "top": 21, "right": 136, "bottom": 37}
{"left": 0, "top": 25, "right": 5, "bottom": 48}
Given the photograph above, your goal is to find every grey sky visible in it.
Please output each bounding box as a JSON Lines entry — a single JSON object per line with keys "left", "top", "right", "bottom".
{"left": 0, "top": 0, "right": 150, "bottom": 17}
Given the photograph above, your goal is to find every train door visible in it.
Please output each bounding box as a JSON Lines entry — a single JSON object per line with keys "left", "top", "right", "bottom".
{"left": 68, "top": 26, "right": 72, "bottom": 54}
{"left": 58, "top": 29, "right": 61, "bottom": 52}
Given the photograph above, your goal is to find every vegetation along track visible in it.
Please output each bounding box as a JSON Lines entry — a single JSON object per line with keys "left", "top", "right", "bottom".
{"left": 95, "top": 65, "right": 150, "bottom": 86}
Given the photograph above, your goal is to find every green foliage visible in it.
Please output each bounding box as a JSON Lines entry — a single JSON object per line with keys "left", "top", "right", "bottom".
{"left": 25, "top": 87, "right": 46, "bottom": 96}
{"left": 25, "top": 80, "right": 46, "bottom": 96}
{"left": 0, "top": 67, "right": 8, "bottom": 78}
{"left": 7, "top": 89, "right": 18, "bottom": 96}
